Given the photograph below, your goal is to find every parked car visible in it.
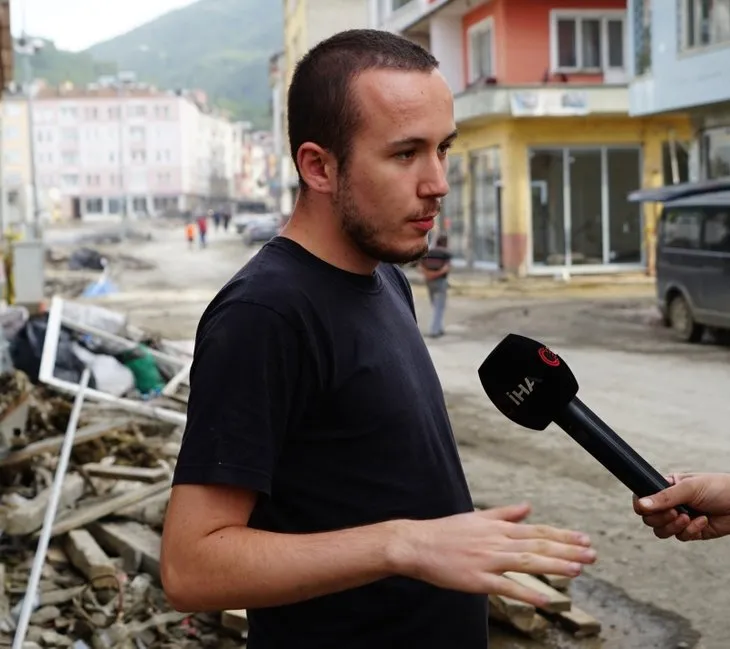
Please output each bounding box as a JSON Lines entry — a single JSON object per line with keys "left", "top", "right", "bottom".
{"left": 242, "top": 214, "right": 283, "bottom": 246}
{"left": 232, "top": 200, "right": 276, "bottom": 234}
{"left": 630, "top": 178, "right": 730, "bottom": 342}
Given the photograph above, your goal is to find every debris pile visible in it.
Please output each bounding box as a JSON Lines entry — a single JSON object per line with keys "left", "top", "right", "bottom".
{"left": 488, "top": 572, "right": 601, "bottom": 639}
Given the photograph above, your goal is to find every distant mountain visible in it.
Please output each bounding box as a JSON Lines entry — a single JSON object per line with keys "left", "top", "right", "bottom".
{"left": 15, "top": 0, "right": 283, "bottom": 128}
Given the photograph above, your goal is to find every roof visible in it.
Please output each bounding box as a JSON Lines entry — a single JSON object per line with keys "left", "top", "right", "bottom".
{"left": 662, "top": 189, "right": 730, "bottom": 208}
{"left": 628, "top": 177, "right": 730, "bottom": 203}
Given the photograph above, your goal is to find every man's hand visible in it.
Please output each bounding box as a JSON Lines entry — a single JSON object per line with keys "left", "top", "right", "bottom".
{"left": 391, "top": 503, "right": 596, "bottom": 607}
{"left": 633, "top": 473, "right": 730, "bottom": 541}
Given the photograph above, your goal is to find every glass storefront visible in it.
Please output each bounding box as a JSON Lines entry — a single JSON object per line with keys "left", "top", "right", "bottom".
{"left": 701, "top": 125, "right": 730, "bottom": 179}
{"left": 440, "top": 154, "right": 466, "bottom": 259}
{"left": 469, "top": 147, "right": 501, "bottom": 267}
{"left": 529, "top": 146, "right": 643, "bottom": 268}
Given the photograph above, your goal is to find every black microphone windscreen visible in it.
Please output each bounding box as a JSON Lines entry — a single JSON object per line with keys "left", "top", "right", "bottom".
{"left": 478, "top": 333, "right": 579, "bottom": 431}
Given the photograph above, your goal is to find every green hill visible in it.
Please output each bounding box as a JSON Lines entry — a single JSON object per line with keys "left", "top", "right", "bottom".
{"left": 16, "top": 0, "right": 282, "bottom": 128}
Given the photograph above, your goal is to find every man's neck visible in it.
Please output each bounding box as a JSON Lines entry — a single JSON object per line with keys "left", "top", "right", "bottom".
{"left": 280, "top": 201, "right": 378, "bottom": 276}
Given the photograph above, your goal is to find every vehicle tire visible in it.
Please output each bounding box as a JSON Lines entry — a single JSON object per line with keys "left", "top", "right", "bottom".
{"left": 668, "top": 294, "right": 704, "bottom": 343}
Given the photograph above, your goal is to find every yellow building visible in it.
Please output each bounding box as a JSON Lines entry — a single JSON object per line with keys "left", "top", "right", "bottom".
{"left": 376, "top": 0, "right": 692, "bottom": 276}
{"left": 1, "top": 96, "right": 32, "bottom": 230}
{"left": 278, "top": 0, "right": 370, "bottom": 214}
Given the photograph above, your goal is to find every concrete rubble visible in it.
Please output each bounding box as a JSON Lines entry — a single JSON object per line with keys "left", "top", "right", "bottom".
{"left": 0, "top": 298, "right": 250, "bottom": 649}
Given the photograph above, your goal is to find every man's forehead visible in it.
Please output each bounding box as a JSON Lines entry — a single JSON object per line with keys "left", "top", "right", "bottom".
{"left": 353, "top": 68, "right": 453, "bottom": 134}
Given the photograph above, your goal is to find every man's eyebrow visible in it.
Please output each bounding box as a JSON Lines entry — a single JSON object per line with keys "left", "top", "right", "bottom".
{"left": 387, "top": 129, "right": 459, "bottom": 149}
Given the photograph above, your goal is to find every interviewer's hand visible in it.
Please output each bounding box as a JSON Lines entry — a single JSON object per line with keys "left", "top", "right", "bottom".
{"left": 392, "top": 503, "right": 596, "bottom": 607}
{"left": 633, "top": 473, "right": 730, "bottom": 541}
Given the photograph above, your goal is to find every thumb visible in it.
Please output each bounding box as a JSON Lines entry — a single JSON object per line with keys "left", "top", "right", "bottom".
{"left": 637, "top": 481, "right": 697, "bottom": 513}
{"left": 479, "top": 502, "right": 531, "bottom": 522}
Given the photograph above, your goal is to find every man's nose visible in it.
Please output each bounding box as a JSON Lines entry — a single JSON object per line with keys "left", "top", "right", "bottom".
{"left": 418, "top": 156, "right": 450, "bottom": 198}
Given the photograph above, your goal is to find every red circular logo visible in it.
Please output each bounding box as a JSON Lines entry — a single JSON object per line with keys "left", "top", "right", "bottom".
{"left": 538, "top": 347, "right": 560, "bottom": 367}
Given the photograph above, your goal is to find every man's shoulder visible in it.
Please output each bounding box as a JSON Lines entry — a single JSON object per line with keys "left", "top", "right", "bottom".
{"left": 200, "top": 239, "right": 312, "bottom": 329}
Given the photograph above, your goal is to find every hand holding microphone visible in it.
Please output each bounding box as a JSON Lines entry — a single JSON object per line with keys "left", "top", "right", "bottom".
{"left": 478, "top": 334, "right": 703, "bottom": 521}
{"left": 634, "top": 473, "right": 730, "bottom": 541}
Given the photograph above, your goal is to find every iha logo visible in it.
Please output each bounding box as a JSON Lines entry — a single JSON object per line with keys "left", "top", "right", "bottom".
{"left": 538, "top": 346, "right": 560, "bottom": 367}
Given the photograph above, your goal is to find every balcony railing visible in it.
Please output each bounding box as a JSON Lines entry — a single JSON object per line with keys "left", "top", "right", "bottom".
{"left": 453, "top": 83, "right": 630, "bottom": 124}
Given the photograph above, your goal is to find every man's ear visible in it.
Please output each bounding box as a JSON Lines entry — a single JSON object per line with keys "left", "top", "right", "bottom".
{"left": 297, "top": 143, "right": 335, "bottom": 194}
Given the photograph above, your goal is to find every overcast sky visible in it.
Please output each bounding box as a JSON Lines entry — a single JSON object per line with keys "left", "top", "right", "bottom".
{"left": 11, "top": 0, "right": 195, "bottom": 51}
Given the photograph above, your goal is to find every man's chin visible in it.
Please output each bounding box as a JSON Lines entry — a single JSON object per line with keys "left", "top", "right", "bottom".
{"left": 374, "top": 242, "right": 429, "bottom": 265}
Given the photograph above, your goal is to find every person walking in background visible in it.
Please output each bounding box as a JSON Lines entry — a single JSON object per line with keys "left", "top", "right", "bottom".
{"left": 419, "top": 233, "right": 452, "bottom": 337}
{"left": 196, "top": 213, "right": 208, "bottom": 249}
{"left": 185, "top": 221, "right": 195, "bottom": 250}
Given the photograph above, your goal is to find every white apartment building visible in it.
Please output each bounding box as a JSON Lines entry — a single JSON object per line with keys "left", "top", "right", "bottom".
{"left": 31, "top": 80, "right": 243, "bottom": 221}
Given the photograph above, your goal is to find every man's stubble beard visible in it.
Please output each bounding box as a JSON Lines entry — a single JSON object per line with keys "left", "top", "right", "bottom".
{"left": 334, "top": 174, "right": 431, "bottom": 266}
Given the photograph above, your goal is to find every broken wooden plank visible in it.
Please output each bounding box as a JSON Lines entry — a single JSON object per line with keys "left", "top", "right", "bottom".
{"left": 64, "top": 529, "right": 118, "bottom": 589}
{"left": 4, "top": 474, "right": 85, "bottom": 536}
{"left": 488, "top": 595, "right": 547, "bottom": 638}
{"left": 81, "top": 463, "right": 170, "bottom": 484}
{"left": 504, "top": 572, "right": 572, "bottom": 613}
{"left": 221, "top": 609, "right": 248, "bottom": 634}
{"left": 38, "top": 586, "right": 85, "bottom": 607}
{"left": 554, "top": 605, "right": 602, "bottom": 638}
{"left": 88, "top": 521, "right": 161, "bottom": 579}
{"left": 43, "top": 480, "right": 170, "bottom": 539}
{"left": 0, "top": 419, "right": 129, "bottom": 468}
{"left": 116, "top": 489, "right": 169, "bottom": 527}
{"left": 537, "top": 573, "right": 572, "bottom": 591}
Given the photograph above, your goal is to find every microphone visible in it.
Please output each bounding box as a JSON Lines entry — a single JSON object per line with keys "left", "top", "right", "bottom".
{"left": 478, "top": 333, "right": 701, "bottom": 519}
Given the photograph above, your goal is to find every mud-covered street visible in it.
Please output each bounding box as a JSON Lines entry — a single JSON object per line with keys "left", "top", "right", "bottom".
{"left": 47, "top": 221, "right": 730, "bottom": 649}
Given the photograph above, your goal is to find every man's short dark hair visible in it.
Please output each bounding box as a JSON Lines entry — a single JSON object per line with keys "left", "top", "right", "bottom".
{"left": 288, "top": 29, "right": 439, "bottom": 190}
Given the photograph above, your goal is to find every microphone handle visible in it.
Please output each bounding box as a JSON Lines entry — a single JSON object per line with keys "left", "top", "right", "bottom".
{"left": 553, "top": 398, "right": 701, "bottom": 519}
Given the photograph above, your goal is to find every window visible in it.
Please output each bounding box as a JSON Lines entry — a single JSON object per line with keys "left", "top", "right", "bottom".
{"left": 634, "top": 0, "right": 652, "bottom": 74}
{"left": 551, "top": 12, "right": 626, "bottom": 71}
{"left": 662, "top": 209, "right": 702, "bottom": 249}
{"left": 682, "top": 0, "right": 730, "bottom": 50}
{"left": 62, "top": 174, "right": 79, "bottom": 187}
{"left": 703, "top": 209, "right": 730, "bottom": 252}
{"left": 391, "top": 0, "right": 414, "bottom": 10}
{"left": 85, "top": 198, "right": 103, "bottom": 213}
{"left": 468, "top": 17, "right": 495, "bottom": 82}
{"left": 701, "top": 126, "right": 730, "bottom": 179}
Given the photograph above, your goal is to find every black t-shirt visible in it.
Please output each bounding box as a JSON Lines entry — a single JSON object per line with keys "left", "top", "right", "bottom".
{"left": 420, "top": 247, "right": 452, "bottom": 275}
{"left": 173, "top": 237, "right": 488, "bottom": 648}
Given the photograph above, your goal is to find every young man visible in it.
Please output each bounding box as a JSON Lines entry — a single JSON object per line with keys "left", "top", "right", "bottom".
{"left": 419, "top": 233, "right": 451, "bottom": 337}
{"left": 160, "top": 30, "right": 596, "bottom": 649}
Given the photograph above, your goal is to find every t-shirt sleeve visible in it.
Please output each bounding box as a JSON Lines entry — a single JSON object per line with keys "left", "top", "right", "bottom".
{"left": 172, "top": 299, "right": 312, "bottom": 495}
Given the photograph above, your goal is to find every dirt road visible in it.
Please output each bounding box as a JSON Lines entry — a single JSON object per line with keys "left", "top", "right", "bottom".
{"left": 50, "top": 222, "right": 730, "bottom": 648}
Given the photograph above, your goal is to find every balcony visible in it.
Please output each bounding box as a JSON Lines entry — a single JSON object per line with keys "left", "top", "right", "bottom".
{"left": 380, "top": 0, "right": 465, "bottom": 34}
{"left": 454, "top": 83, "right": 630, "bottom": 125}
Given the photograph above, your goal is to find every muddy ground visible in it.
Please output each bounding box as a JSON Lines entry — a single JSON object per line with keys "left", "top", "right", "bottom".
{"left": 44, "top": 221, "right": 730, "bottom": 649}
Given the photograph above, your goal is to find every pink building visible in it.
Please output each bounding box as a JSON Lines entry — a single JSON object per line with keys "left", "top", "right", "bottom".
{"left": 32, "top": 80, "right": 242, "bottom": 220}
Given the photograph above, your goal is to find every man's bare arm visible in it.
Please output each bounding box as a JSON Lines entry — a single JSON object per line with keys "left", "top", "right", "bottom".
{"left": 161, "top": 484, "right": 596, "bottom": 612}
{"left": 160, "top": 484, "right": 401, "bottom": 612}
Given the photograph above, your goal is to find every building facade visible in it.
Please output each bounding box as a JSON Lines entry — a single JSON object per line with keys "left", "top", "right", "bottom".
{"left": 278, "top": 0, "right": 371, "bottom": 215}
{"left": 237, "top": 125, "right": 275, "bottom": 200}
{"left": 30, "top": 81, "right": 242, "bottom": 221}
{"left": 374, "top": 0, "right": 693, "bottom": 276}
{"left": 629, "top": 0, "right": 730, "bottom": 181}
{"left": 1, "top": 96, "right": 32, "bottom": 228}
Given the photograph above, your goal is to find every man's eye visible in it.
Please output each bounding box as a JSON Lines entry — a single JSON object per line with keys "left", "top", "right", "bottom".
{"left": 438, "top": 143, "right": 453, "bottom": 156}
{"left": 396, "top": 150, "right": 416, "bottom": 160}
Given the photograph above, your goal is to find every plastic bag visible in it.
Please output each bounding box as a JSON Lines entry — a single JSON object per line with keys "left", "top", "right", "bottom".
{"left": 9, "top": 315, "right": 96, "bottom": 387}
